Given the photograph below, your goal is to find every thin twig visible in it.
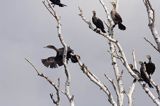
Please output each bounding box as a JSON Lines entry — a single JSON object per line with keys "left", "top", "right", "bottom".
{"left": 43, "top": 1, "right": 75, "bottom": 105}
{"left": 25, "top": 58, "right": 60, "bottom": 105}
{"left": 127, "top": 50, "right": 137, "bottom": 106}
{"left": 77, "top": 59, "right": 117, "bottom": 106}
{"left": 104, "top": 74, "right": 119, "bottom": 97}
{"left": 143, "top": 0, "right": 160, "bottom": 52}
{"left": 144, "top": 37, "right": 159, "bottom": 52}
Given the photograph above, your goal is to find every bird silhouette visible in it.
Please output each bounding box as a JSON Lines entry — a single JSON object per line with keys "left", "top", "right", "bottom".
{"left": 42, "top": 45, "right": 79, "bottom": 68}
{"left": 92, "top": 10, "right": 106, "bottom": 33}
{"left": 110, "top": 2, "right": 126, "bottom": 30}
{"left": 144, "top": 55, "right": 155, "bottom": 79}
{"left": 50, "top": 0, "right": 66, "bottom": 7}
{"left": 139, "top": 61, "right": 153, "bottom": 88}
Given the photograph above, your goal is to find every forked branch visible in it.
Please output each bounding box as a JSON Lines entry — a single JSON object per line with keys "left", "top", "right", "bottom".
{"left": 43, "top": 1, "right": 75, "bottom": 105}
{"left": 25, "top": 58, "right": 60, "bottom": 106}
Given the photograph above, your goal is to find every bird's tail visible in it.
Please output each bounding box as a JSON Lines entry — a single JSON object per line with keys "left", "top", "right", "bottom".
{"left": 145, "top": 78, "right": 153, "bottom": 88}
{"left": 118, "top": 23, "right": 126, "bottom": 30}
{"left": 41, "top": 57, "right": 57, "bottom": 68}
{"left": 59, "top": 3, "right": 67, "bottom": 7}
{"left": 101, "top": 29, "right": 106, "bottom": 33}
{"left": 70, "top": 55, "right": 80, "bottom": 63}
{"left": 147, "top": 82, "right": 153, "bottom": 88}
{"left": 41, "top": 59, "right": 49, "bottom": 67}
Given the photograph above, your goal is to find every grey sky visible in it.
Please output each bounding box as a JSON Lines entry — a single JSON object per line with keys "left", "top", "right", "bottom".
{"left": 0, "top": 0, "right": 160, "bottom": 106}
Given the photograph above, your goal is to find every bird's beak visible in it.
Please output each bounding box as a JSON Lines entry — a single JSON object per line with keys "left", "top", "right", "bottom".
{"left": 139, "top": 61, "right": 143, "bottom": 65}
{"left": 146, "top": 55, "right": 151, "bottom": 59}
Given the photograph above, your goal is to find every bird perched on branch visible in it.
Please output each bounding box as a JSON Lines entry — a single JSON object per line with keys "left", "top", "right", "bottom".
{"left": 92, "top": 10, "right": 106, "bottom": 33}
{"left": 41, "top": 45, "right": 79, "bottom": 68}
{"left": 110, "top": 2, "right": 126, "bottom": 30}
{"left": 50, "top": 0, "right": 67, "bottom": 7}
{"left": 144, "top": 55, "right": 155, "bottom": 79}
{"left": 139, "top": 61, "right": 153, "bottom": 88}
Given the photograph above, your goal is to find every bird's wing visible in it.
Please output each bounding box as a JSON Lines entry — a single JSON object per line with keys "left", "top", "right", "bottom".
{"left": 97, "top": 18, "right": 104, "bottom": 28}
{"left": 114, "top": 12, "right": 122, "bottom": 22}
{"left": 57, "top": 0, "right": 60, "bottom": 3}
{"left": 41, "top": 57, "right": 58, "bottom": 68}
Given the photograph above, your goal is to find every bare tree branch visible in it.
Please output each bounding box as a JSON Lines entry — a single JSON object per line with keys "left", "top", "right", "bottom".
{"left": 79, "top": 6, "right": 126, "bottom": 106}
{"left": 127, "top": 82, "right": 136, "bottom": 106}
{"left": 79, "top": 7, "right": 139, "bottom": 80}
{"left": 142, "top": 85, "right": 160, "bottom": 105}
{"left": 109, "top": 41, "right": 125, "bottom": 106}
{"left": 77, "top": 58, "right": 117, "bottom": 106}
{"left": 79, "top": 2, "right": 160, "bottom": 105}
{"left": 144, "top": 37, "right": 159, "bottom": 52}
{"left": 50, "top": 78, "right": 61, "bottom": 106}
{"left": 143, "top": 0, "right": 160, "bottom": 53}
{"left": 142, "top": 0, "right": 160, "bottom": 99}
{"left": 127, "top": 50, "right": 137, "bottom": 106}
{"left": 104, "top": 74, "right": 119, "bottom": 98}
{"left": 43, "top": 1, "right": 75, "bottom": 105}
{"left": 25, "top": 58, "right": 60, "bottom": 106}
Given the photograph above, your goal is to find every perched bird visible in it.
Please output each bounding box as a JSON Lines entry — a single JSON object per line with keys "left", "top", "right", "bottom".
{"left": 129, "top": 64, "right": 142, "bottom": 82}
{"left": 42, "top": 45, "right": 78, "bottom": 68}
{"left": 144, "top": 55, "right": 155, "bottom": 79}
{"left": 50, "top": 0, "right": 67, "bottom": 7}
{"left": 139, "top": 61, "right": 153, "bottom": 88}
{"left": 92, "top": 10, "right": 106, "bottom": 33}
{"left": 110, "top": 2, "right": 126, "bottom": 30}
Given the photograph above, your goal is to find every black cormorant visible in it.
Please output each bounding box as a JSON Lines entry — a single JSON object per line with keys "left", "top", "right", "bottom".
{"left": 44, "top": 45, "right": 73, "bottom": 61}
{"left": 92, "top": 10, "right": 106, "bottom": 33}
{"left": 144, "top": 55, "right": 155, "bottom": 79}
{"left": 110, "top": 2, "right": 126, "bottom": 30}
{"left": 139, "top": 61, "right": 153, "bottom": 88}
{"left": 50, "top": 0, "right": 66, "bottom": 7}
{"left": 42, "top": 45, "right": 78, "bottom": 68}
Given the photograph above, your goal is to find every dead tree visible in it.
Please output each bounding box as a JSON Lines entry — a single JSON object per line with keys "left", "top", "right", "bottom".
{"left": 78, "top": 0, "right": 160, "bottom": 105}
{"left": 143, "top": 0, "right": 160, "bottom": 53}
{"left": 26, "top": 0, "right": 160, "bottom": 106}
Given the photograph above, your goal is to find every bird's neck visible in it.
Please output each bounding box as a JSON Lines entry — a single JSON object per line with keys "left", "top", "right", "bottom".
{"left": 93, "top": 13, "right": 96, "bottom": 17}
{"left": 113, "top": 6, "right": 117, "bottom": 11}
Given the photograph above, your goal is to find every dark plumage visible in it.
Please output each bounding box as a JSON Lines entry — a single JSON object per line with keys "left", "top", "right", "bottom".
{"left": 92, "top": 11, "right": 106, "bottom": 33}
{"left": 70, "top": 55, "right": 80, "bottom": 63}
{"left": 44, "top": 45, "right": 73, "bottom": 61}
{"left": 42, "top": 57, "right": 58, "bottom": 68}
{"left": 110, "top": 2, "right": 126, "bottom": 30}
{"left": 144, "top": 55, "right": 155, "bottom": 78}
{"left": 42, "top": 45, "right": 78, "bottom": 68}
{"left": 139, "top": 61, "right": 153, "bottom": 88}
{"left": 50, "top": 0, "right": 66, "bottom": 7}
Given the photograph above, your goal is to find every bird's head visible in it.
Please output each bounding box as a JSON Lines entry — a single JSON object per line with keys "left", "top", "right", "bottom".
{"left": 111, "top": 2, "right": 116, "bottom": 8}
{"left": 139, "top": 61, "right": 143, "bottom": 65}
{"left": 44, "top": 45, "right": 54, "bottom": 49}
{"left": 129, "top": 64, "right": 133, "bottom": 69}
{"left": 44, "top": 45, "right": 58, "bottom": 52}
{"left": 146, "top": 55, "right": 151, "bottom": 60}
{"left": 92, "top": 10, "right": 96, "bottom": 15}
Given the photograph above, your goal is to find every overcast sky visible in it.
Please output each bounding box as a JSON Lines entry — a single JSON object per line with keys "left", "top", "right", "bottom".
{"left": 0, "top": 0, "right": 160, "bottom": 106}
